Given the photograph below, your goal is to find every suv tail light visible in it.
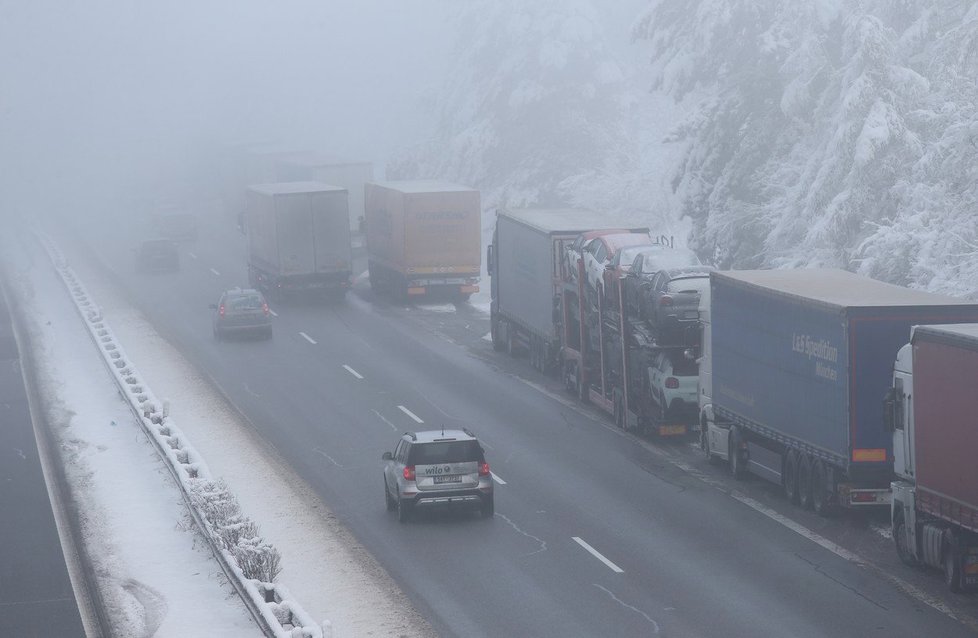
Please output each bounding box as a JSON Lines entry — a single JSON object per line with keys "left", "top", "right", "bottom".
{"left": 403, "top": 465, "right": 416, "bottom": 481}
{"left": 218, "top": 304, "right": 225, "bottom": 317}
{"left": 478, "top": 461, "right": 491, "bottom": 477}
{"left": 665, "top": 377, "right": 679, "bottom": 389}
{"left": 262, "top": 302, "right": 270, "bottom": 316}
{"left": 659, "top": 295, "right": 673, "bottom": 306}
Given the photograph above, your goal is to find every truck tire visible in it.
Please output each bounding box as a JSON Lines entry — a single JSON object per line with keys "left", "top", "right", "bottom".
{"left": 701, "top": 423, "right": 720, "bottom": 465}
{"left": 491, "top": 315, "right": 506, "bottom": 352}
{"left": 729, "top": 427, "right": 746, "bottom": 480}
{"left": 783, "top": 450, "right": 800, "bottom": 504}
{"left": 811, "top": 459, "right": 835, "bottom": 517}
{"left": 944, "top": 534, "right": 964, "bottom": 593}
{"left": 892, "top": 514, "right": 919, "bottom": 568}
{"left": 798, "top": 454, "right": 814, "bottom": 510}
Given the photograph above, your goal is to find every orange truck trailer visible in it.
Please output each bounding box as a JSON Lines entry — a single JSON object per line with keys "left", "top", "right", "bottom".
{"left": 364, "top": 180, "right": 481, "bottom": 300}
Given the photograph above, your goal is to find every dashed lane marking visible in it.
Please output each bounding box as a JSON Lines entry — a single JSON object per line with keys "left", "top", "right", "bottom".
{"left": 397, "top": 405, "right": 424, "bottom": 424}
{"left": 299, "top": 332, "right": 317, "bottom": 345}
{"left": 209, "top": 268, "right": 220, "bottom": 276}
{"left": 343, "top": 365, "right": 364, "bottom": 379}
{"left": 573, "top": 536, "right": 624, "bottom": 573}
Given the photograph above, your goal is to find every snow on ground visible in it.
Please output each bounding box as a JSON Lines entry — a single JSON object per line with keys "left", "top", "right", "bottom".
{"left": 0, "top": 228, "right": 434, "bottom": 637}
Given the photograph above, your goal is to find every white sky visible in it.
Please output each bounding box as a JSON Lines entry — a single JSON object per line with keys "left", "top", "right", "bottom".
{"left": 1, "top": 226, "right": 434, "bottom": 636}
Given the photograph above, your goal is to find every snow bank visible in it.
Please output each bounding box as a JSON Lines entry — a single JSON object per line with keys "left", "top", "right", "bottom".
{"left": 35, "top": 232, "right": 327, "bottom": 638}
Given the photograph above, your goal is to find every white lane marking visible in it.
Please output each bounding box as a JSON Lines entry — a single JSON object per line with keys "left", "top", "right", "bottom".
{"left": 299, "top": 332, "right": 317, "bottom": 344}
{"left": 268, "top": 309, "right": 278, "bottom": 317}
{"left": 372, "top": 409, "right": 398, "bottom": 431}
{"left": 398, "top": 405, "right": 424, "bottom": 423}
{"left": 188, "top": 252, "right": 198, "bottom": 260}
{"left": 343, "top": 364, "right": 364, "bottom": 379}
{"left": 573, "top": 536, "right": 624, "bottom": 573}
{"left": 491, "top": 472, "right": 507, "bottom": 485}
{"left": 593, "top": 584, "right": 660, "bottom": 633}
{"left": 209, "top": 268, "right": 220, "bottom": 276}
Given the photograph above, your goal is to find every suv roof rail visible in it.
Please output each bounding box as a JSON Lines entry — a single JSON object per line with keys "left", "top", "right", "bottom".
{"left": 405, "top": 431, "right": 417, "bottom": 441}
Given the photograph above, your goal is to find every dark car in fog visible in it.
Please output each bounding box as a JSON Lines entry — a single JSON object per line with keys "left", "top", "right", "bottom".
{"left": 636, "top": 266, "right": 713, "bottom": 346}
{"left": 136, "top": 239, "right": 179, "bottom": 273}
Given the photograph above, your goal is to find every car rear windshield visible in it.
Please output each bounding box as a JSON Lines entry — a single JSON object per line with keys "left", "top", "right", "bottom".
{"left": 666, "top": 276, "right": 709, "bottom": 295}
{"left": 227, "top": 294, "right": 264, "bottom": 310}
{"left": 408, "top": 440, "right": 483, "bottom": 465}
{"left": 668, "top": 355, "right": 699, "bottom": 376}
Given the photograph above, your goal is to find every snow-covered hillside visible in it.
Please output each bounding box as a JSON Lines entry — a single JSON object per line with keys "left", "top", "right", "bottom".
{"left": 395, "top": 1, "right": 978, "bottom": 298}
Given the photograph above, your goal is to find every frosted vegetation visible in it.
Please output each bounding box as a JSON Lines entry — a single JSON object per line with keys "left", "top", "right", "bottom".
{"left": 394, "top": 0, "right": 978, "bottom": 298}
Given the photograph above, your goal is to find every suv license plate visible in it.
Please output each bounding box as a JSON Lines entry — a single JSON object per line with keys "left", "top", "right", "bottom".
{"left": 433, "top": 475, "right": 462, "bottom": 484}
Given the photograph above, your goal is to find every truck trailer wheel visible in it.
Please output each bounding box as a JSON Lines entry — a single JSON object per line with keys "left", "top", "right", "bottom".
{"left": 783, "top": 450, "right": 800, "bottom": 504}
{"left": 944, "top": 534, "right": 964, "bottom": 593}
{"left": 728, "top": 427, "right": 746, "bottom": 480}
{"left": 892, "top": 515, "right": 919, "bottom": 568}
{"left": 798, "top": 454, "right": 814, "bottom": 510}
{"left": 811, "top": 460, "right": 836, "bottom": 517}
{"left": 491, "top": 315, "right": 506, "bottom": 352}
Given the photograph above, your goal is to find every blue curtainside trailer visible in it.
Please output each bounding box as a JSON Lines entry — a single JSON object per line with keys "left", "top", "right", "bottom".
{"left": 700, "top": 269, "right": 978, "bottom": 515}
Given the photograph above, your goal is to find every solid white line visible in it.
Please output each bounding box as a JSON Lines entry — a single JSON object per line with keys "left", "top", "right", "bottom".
{"left": 572, "top": 536, "right": 624, "bottom": 573}
{"left": 268, "top": 309, "right": 278, "bottom": 317}
{"left": 209, "top": 268, "right": 220, "bottom": 276}
{"left": 491, "top": 472, "right": 507, "bottom": 485}
{"left": 188, "top": 252, "right": 198, "bottom": 260}
{"left": 343, "top": 364, "right": 363, "bottom": 379}
{"left": 299, "top": 331, "right": 317, "bottom": 344}
{"left": 372, "top": 409, "right": 398, "bottom": 431}
{"left": 398, "top": 405, "right": 424, "bottom": 423}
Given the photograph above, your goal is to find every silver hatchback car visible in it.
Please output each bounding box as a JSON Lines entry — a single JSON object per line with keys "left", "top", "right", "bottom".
{"left": 382, "top": 429, "right": 494, "bottom": 522}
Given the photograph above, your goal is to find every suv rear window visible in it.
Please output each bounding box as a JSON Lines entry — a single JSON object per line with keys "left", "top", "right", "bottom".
{"left": 407, "top": 440, "right": 483, "bottom": 465}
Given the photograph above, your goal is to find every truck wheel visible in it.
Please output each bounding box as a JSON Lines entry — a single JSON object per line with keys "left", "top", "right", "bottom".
{"left": 893, "top": 515, "right": 918, "bottom": 568}
{"left": 944, "top": 535, "right": 964, "bottom": 593}
{"left": 783, "top": 450, "right": 800, "bottom": 504}
{"left": 798, "top": 454, "right": 814, "bottom": 510}
{"left": 491, "top": 316, "right": 505, "bottom": 352}
{"left": 811, "top": 460, "right": 835, "bottom": 517}
{"left": 728, "top": 427, "right": 745, "bottom": 480}
{"left": 701, "top": 424, "right": 720, "bottom": 465}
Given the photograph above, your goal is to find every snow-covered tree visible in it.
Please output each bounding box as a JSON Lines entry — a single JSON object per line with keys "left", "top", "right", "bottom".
{"left": 390, "top": 0, "right": 640, "bottom": 215}
{"left": 635, "top": 0, "right": 978, "bottom": 297}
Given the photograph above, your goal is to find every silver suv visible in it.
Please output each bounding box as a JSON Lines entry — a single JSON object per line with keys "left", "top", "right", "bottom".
{"left": 382, "top": 429, "right": 494, "bottom": 523}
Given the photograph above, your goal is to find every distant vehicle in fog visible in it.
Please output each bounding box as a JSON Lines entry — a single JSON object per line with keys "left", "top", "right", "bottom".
{"left": 151, "top": 205, "right": 198, "bottom": 242}
{"left": 135, "top": 239, "right": 179, "bottom": 273}
{"left": 246, "top": 182, "right": 353, "bottom": 300}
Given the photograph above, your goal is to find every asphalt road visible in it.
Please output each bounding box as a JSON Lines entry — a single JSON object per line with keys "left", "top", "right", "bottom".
{"left": 54, "top": 208, "right": 978, "bottom": 637}
{"left": 0, "top": 280, "right": 87, "bottom": 637}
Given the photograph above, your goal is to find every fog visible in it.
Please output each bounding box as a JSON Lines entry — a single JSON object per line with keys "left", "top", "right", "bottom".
{"left": 0, "top": 1, "right": 457, "bottom": 217}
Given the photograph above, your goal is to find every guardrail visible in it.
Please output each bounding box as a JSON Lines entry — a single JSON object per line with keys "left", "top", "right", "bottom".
{"left": 36, "top": 232, "right": 328, "bottom": 638}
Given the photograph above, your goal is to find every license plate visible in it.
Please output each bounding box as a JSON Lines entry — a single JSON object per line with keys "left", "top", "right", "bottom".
{"left": 433, "top": 475, "right": 462, "bottom": 484}
{"left": 683, "top": 311, "right": 699, "bottom": 319}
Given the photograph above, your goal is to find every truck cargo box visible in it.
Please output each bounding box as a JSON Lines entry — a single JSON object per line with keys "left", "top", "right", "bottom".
{"left": 246, "top": 182, "right": 352, "bottom": 285}
{"left": 364, "top": 180, "right": 481, "bottom": 297}
{"left": 910, "top": 324, "right": 978, "bottom": 532}
{"left": 492, "top": 208, "right": 635, "bottom": 341}
{"left": 275, "top": 155, "right": 374, "bottom": 231}
{"left": 712, "top": 269, "right": 978, "bottom": 474}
